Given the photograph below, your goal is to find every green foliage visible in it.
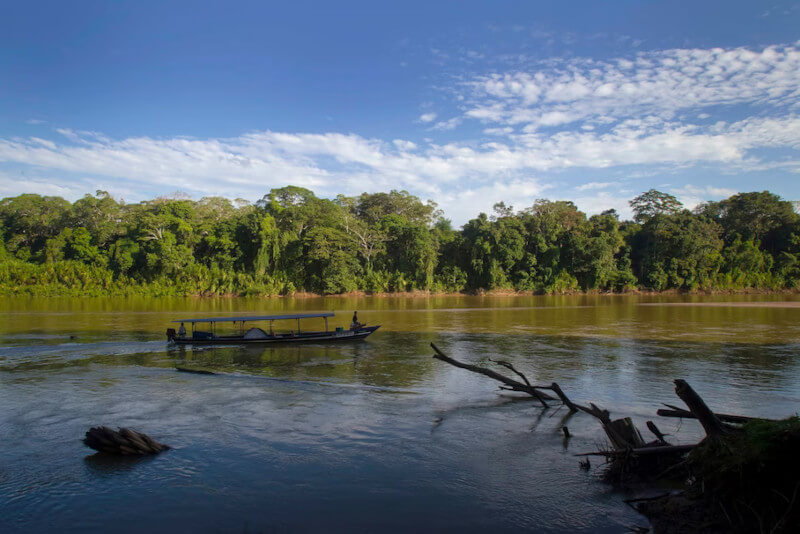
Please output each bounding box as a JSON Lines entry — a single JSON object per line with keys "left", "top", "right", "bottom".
{"left": 546, "top": 270, "right": 579, "bottom": 293}
{"left": 629, "top": 189, "right": 683, "bottom": 223}
{"left": 0, "top": 188, "right": 797, "bottom": 296}
{"left": 698, "top": 191, "right": 798, "bottom": 245}
{"left": 686, "top": 416, "right": 800, "bottom": 532}
{"left": 631, "top": 210, "right": 724, "bottom": 290}
{"left": 0, "top": 193, "right": 71, "bottom": 260}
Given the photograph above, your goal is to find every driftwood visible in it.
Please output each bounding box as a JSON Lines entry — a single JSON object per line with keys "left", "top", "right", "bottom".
{"left": 657, "top": 405, "right": 758, "bottom": 424}
{"left": 489, "top": 358, "right": 549, "bottom": 407}
{"left": 83, "top": 426, "right": 171, "bottom": 455}
{"left": 429, "top": 344, "right": 796, "bottom": 532}
{"left": 427, "top": 343, "right": 774, "bottom": 488}
{"left": 430, "top": 342, "right": 554, "bottom": 406}
{"left": 673, "top": 379, "right": 732, "bottom": 438}
{"left": 606, "top": 417, "right": 645, "bottom": 449}
{"left": 577, "top": 444, "right": 698, "bottom": 457}
{"left": 646, "top": 421, "right": 668, "bottom": 444}
{"left": 547, "top": 382, "right": 580, "bottom": 412}
{"left": 176, "top": 367, "right": 216, "bottom": 375}
{"left": 430, "top": 342, "right": 647, "bottom": 451}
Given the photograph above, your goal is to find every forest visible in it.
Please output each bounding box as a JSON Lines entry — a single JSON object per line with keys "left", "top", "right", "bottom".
{"left": 0, "top": 186, "right": 798, "bottom": 296}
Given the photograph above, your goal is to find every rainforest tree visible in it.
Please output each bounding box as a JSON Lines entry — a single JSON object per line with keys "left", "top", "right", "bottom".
{"left": 0, "top": 188, "right": 797, "bottom": 295}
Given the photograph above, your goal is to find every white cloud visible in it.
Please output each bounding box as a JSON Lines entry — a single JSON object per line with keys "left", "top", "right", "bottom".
{"left": 0, "top": 171, "right": 88, "bottom": 199}
{"left": 431, "top": 117, "right": 462, "bottom": 131}
{"left": 575, "top": 181, "right": 617, "bottom": 191}
{"left": 435, "top": 179, "right": 547, "bottom": 223}
{"left": 2, "top": 43, "right": 799, "bottom": 224}
{"left": 671, "top": 184, "right": 739, "bottom": 210}
{"left": 0, "top": 114, "right": 799, "bottom": 223}
{"left": 462, "top": 43, "right": 800, "bottom": 130}
{"left": 572, "top": 191, "right": 634, "bottom": 219}
{"left": 392, "top": 139, "right": 417, "bottom": 151}
{"left": 483, "top": 127, "right": 514, "bottom": 136}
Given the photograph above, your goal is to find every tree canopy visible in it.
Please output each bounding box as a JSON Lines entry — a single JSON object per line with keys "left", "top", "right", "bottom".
{"left": 0, "top": 188, "right": 797, "bottom": 296}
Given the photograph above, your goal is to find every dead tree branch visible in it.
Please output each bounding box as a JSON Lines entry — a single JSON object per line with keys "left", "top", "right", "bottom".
{"left": 673, "top": 379, "right": 733, "bottom": 439}
{"left": 430, "top": 342, "right": 553, "bottom": 407}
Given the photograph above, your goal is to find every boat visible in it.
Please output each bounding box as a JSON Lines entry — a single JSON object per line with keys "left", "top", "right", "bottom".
{"left": 166, "top": 312, "right": 379, "bottom": 345}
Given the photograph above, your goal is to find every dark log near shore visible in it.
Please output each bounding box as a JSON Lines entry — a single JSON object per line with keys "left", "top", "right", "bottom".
{"left": 83, "top": 426, "right": 171, "bottom": 455}
{"left": 576, "top": 444, "right": 697, "bottom": 457}
{"left": 429, "top": 342, "right": 800, "bottom": 532}
{"left": 657, "top": 405, "right": 759, "bottom": 424}
{"left": 646, "top": 421, "right": 668, "bottom": 444}
{"left": 673, "top": 379, "right": 732, "bottom": 438}
{"left": 176, "top": 366, "right": 217, "bottom": 375}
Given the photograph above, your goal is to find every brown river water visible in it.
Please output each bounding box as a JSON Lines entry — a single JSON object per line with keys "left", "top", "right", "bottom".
{"left": 1, "top": 294, "right": 799, "bottom": 532}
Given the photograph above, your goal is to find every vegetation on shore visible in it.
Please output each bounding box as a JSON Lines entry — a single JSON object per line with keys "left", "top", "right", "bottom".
{"left": 631, "top": 416, "right": 800, "bottom": 533}
{"left": 0, "top": 187, "right": 798, "bottom": 296}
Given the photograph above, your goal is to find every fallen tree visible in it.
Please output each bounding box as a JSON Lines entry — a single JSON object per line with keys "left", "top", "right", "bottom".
{"left": 431, "top": 342, "right": 673, "bottom": 459}
{"left": 429, "top": 343, "right": 800, "bottom": 533}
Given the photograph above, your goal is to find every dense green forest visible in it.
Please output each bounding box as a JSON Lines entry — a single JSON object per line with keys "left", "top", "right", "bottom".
{"left": 0, "top": 186, "right": 798, "bottom": 296}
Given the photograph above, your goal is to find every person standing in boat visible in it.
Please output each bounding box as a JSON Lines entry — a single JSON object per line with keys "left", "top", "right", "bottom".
{"left": 351, "top": 311, "right": 360, "bottom": 330}
{"left": 178, "top": 322, "right": 187, "bottom": 338}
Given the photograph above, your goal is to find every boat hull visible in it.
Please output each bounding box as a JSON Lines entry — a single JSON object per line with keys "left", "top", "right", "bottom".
{"left": 169, "top": 326, "right": 380, "bottom": 346}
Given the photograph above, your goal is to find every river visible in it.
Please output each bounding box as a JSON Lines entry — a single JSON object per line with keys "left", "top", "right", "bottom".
{"left": 1, "top": 294, "right": 799, "bottom": 532}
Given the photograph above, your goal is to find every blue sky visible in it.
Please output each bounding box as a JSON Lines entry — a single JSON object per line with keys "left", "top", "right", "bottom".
{"left": 1, "top": 0, "right": 799, "bottom": 223}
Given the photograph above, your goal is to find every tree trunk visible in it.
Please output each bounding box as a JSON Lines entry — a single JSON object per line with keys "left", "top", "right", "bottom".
{"left": 673, "top": 379, "right": 731, "bottom": 438}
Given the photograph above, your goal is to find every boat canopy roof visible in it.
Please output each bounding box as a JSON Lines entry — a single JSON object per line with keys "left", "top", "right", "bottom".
{"left": 173, "top": 312, "right": 335, "bottom": 324}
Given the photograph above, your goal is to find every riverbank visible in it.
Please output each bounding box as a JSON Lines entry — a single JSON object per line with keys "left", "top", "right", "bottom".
{"left": 2, "top": 285, "right": 799, "bottom": 299}
{"left": 286, "top": 287, "right": 800, "bottom": 299}
{"left": 634, "top": 416, "right": 800, "bottom": 533}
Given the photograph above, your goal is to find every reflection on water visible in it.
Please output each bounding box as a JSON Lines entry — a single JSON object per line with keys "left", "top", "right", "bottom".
{"left": 83, "top": 453, "right": 158, "bottom": 477}
{"left": 1, "top": 295, "right": 799, "bottom": 533}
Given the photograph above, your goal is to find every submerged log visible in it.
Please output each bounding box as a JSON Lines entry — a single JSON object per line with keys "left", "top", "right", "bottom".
{"left": 83, "top": 426, "right": 171, "bottom": 455}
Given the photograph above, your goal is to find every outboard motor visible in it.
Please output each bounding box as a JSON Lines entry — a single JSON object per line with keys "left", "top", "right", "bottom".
{"left": 166, "top": 328, "right": 176, "bottom": 341}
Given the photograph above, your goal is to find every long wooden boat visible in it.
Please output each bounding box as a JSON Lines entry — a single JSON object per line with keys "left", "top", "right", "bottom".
{"left": 166, "top": 312, "right": 379, "bottom": 345}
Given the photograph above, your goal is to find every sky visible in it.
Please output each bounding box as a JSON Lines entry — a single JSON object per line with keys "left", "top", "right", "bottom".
{"left": 1, "top": 0, "right": 799, "bottom": 224}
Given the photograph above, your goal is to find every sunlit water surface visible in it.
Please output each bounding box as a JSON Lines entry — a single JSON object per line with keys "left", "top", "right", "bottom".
{"left": 1, "top": 294, "right": 799, "bottom": 532}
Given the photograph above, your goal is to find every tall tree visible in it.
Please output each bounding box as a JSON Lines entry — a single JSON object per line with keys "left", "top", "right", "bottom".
{"left": 0, "top": 194, "right": 71, "bottom": 260}
{"left": 630, "top": 190, "right": 683, "bottom": 224}
{"left": 699, "top": 191, "right": 798, "bottom": 253}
